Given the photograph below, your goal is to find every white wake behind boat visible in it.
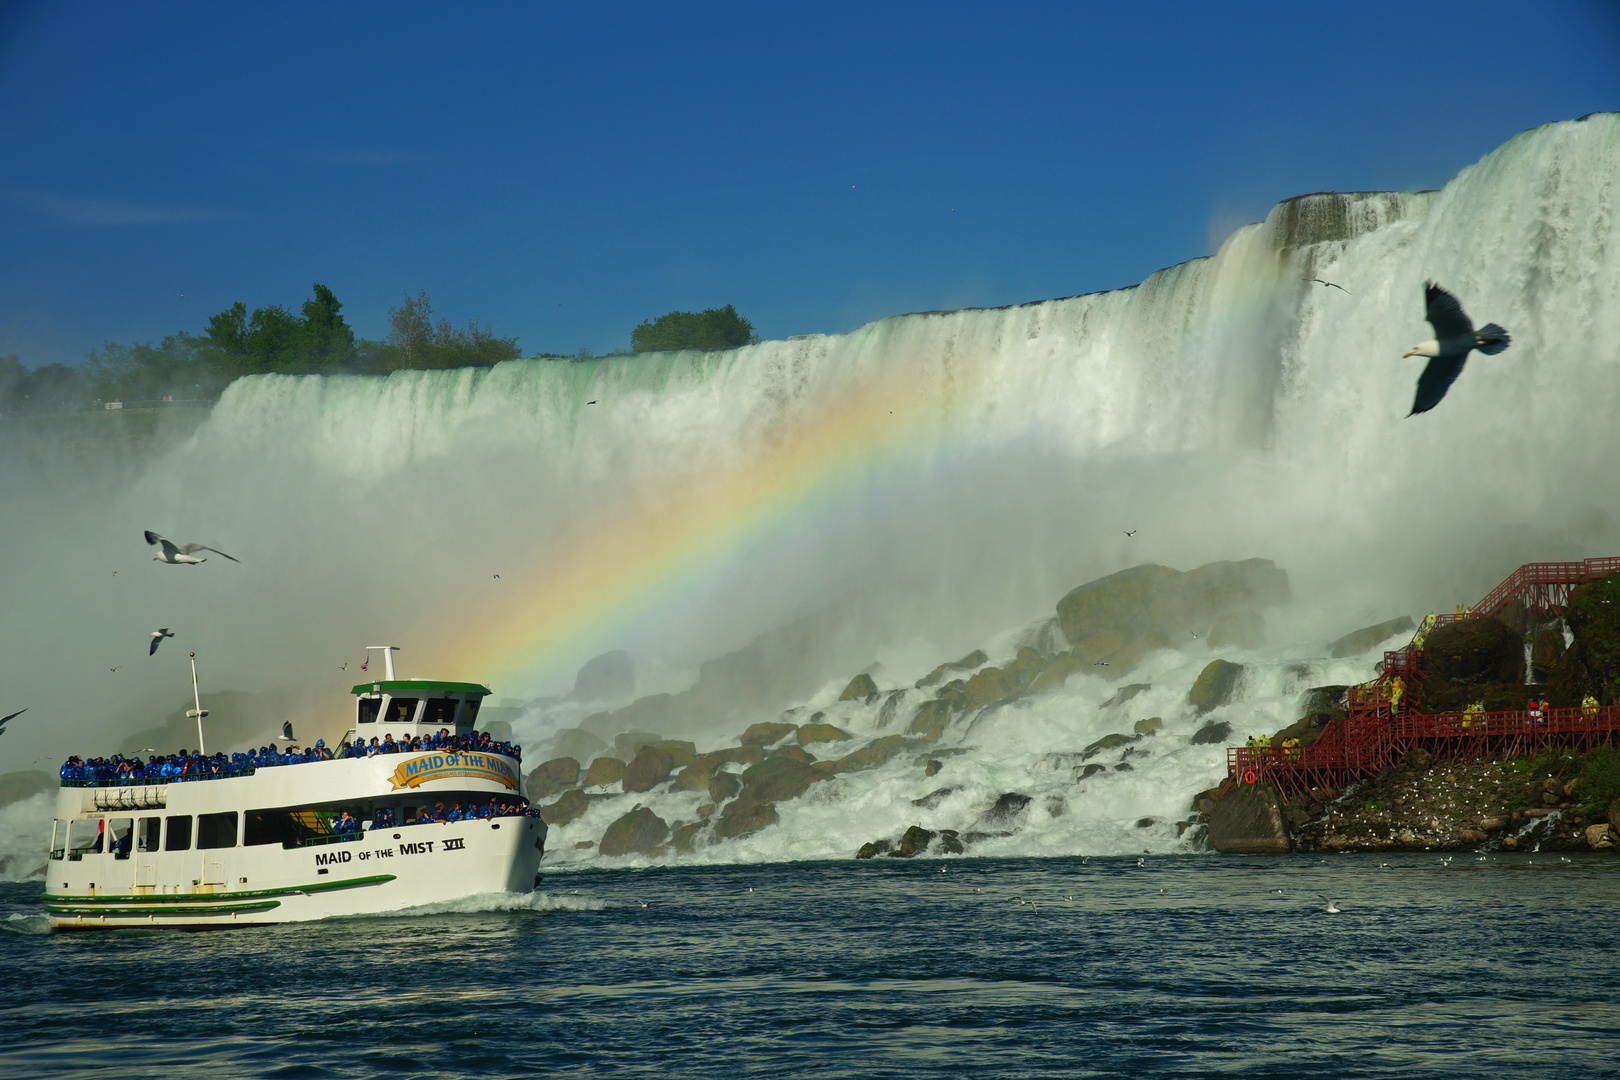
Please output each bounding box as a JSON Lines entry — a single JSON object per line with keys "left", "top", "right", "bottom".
{"left": 43, "top": 647, "right": 545, "bottom": 929}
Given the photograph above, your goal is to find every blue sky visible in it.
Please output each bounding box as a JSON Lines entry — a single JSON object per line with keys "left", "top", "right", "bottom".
{"left": 2, "top": 0, "right": 1616, "bottom": 366}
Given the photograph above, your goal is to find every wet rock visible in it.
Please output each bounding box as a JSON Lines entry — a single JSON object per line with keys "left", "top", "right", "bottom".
{"left": 548, "top": 727, "right": 609, "bottom": 762}
{"left": 1135, "top": 817, "right": 1157, "bottom": 828}
{"left": 583, "top": 756, "right": 626, "bottom": 787}
{"left": 937, "top": 829, "right": 965, "bottom": 854}
{"left": 908, "top": 700, "right": 953, "bottom": 742}
{"left": 1207, "top": 782, "right": 1290, "bottom": 854}
{"left": 739, "top": 754, "right": 829, "bottom": 802}
{"left": 834, "top": 734, "right": 919, "bottom": 773}
{"left": 839, "top": 673, "right": 879, "bottom": 701}
{"left": 1190, "top": 720, "right": 1232, "bottom": 745}
{"left": 613, "top": 730, "right": 665, "bottom": 761}
{"left": 1327, "top": 616, "right": 1415, "bottom": 658}
{"left": 1546, "top": 572, "right": 1620, "bottom": 707}
{"left": 1403, "top": 747, "right": 1434, "bottom": 771}
{"left": 924, "top": 758, "right": 943, "bottom": 777}
{"left": 769, "top": 744, "right": 816, "bottom": 765}
{"left": 708, "top": 771, "right": 742, "bottom": 803}
{"left": 1056, "top": 564, "right": 1180, "bottom": 642}
{"left": 960, "top": 666, "right": 1015, "bottom": 712}
{"left": 671, "top": 821, "right": 706, "bottom": 854}
{"left": 1102, "top": 683, "right": 1152, "bottom": 710}
{"left": 1188, "top": 660, "right": 1244, "bottom": 713}
{"left": 568, "top": 649, "right": 635, "bottom": 703}
{"left": 1077, "top": 763, "right": 1107, "bottom": 779}
{"left": 715, "top": 798, "right": 778, "bottom": 840}
{"left": 912, "top": 787, "right": 958, "bottom": 809}
{"left": 671, "top": 758, "right": 718, "bottom": 792}
{"left": 1114, "top": 762, "right": 1134, "bottom": 772}
{"left": 622, "top": 745, "right": 675, "bottom": 793}
{"left": 897, "top": 825, "right": 936, "bottom": 857}
{"left": 1208, "top": 610, "right": 1265, "bottom": 650}
{"left": 1028, "top": 654, "right": 1086, "bottom": 695}
{"left": 984, "top": 792, "right": 1032, "bottom": 826}
{"left": 574, "top": 840, "right": 595, "bottom": 850}
{"left": 1419, "top": 617, "right": 1525, "bottom": 712}
{"left": 1532, "top": 627, "right": 1566, "bottom": 681}
{"left": 540, "top": 788, "right": 590, "bottom": 826}
{"left": 915, "top": 650, "right": 989, "bottom": 688}
{"left": 798, "top": 722, "right": 852, "bottom": 746}
{"left": 531, "top": 756, "right": 582, "bottom": 787}
{"left": 1082, "top": 732, "right": 1141, "bottom": 760}
{"left": 1133, "top": 717, "right": 1163, "bottom": 735}
{"left": 877, "top": 690, "right": 907, "bottom": 728}
{"left": 599, "top": 807, "right": 669, "bottom": 857}
{"left": 740, "top": 721, "right": 799, "bottom": 747}
{"left": 526, "top": 776, "right": 568, "bottom": 800}
{"left": 856, "top": 838, "right": 894, "bottom": 859}
{"left": 1585, "top": 823, "right": 1615, "bottom": 849}
{"left": 697, "top": 802, "right": 715, "bottom": 818}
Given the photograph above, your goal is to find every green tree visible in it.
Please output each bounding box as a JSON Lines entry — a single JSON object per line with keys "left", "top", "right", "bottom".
{"left": 631, "top": 305, "right": 759, "bottom": 353}
{"left": 361, "top": 290, "right": 521, "bottom": 371}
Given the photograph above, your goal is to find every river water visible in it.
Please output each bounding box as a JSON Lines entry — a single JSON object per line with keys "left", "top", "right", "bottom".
{"left": 3, "top": 852, "right": 1617, "bottom": 1079}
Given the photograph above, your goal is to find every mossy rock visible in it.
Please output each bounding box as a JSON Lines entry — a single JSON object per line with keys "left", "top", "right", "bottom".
{"left": 1056, "top": 564, "right": 1179, "bottom": 642}
{"left": 908, "top": 699, "right": 954, "bottom": 742}
{"left": 1106, "top": 630, "right": 1173, "bottom": 676}
{"left": 708, "top": 771, "right": 742, "bottom": 803}
{"left": 540, "top": 788, "right": 589, "bottom": 826}
{"left": 583, "top": 756, "right": 626, "bottom": 787}
{"left": 1188, "top": 660, "right": 1244, "bottom": 712}
{"left": 621, "top": 744, "right": 675, "bottom": 793}
{"left": 613, "top": 730, "right": 665, "bottom": 761}
{"left": 1101, "top": 683, "right": 1152, "bottom": 709}
{"left": 525, "top": 776, "right": 567, "bottom": 800}
{"left": 599, "top": 807, "right": 669, "bottom": 857}
{"left": 1419, "top": 617, "right": 1525, "bottom": 712}
{"left": 1548, "top": 574, "right": 1620, "bottom": 706}
{"left": 839, "top": 673, "right": 879, "bottom": 701}
{"left": 835, "top": 734, "right": 914, "bottom": 773}
{"left": 670, "top": 820, "right": 706, "bottom": 854}
{"left": 1082, "top": 732, "right": 1141, "bottom": 760}
{"left": 648, "top": 740, "right": 697, "bottom": 768}
{"left": 1144, "top": 559, "right": 1291, "bottom": 631}
{"left": 671, "top": 758, "right": 717, "bottom": 792}
{"left": 714, "top": 798, "right": 778, "bottom": 840}
{"left": 1532, "top": 627, "right": 1566, "bottom": 681}
{"left": 1133, "top": 716, "right": 1163, "bottom": 735}
{"left": 740, "top": 754, "right": 828, "bottom": 802}
{"left": 960, "top": 666, "right": 1014, "bottom": 711}
{"left": 1190, "top": 720, "right": 1233, "bottom": 745}
{"left": 740, "top": 721, "right": 798, "bottom": 747}
{"left": 769, "top": 744, "right": 816, "bottom": 764}
{"left": 1327, "top": 615, "right": 1415, "bottom": 658}
{"left": 1029, "top": 654, "right": 1086, "bottom": 695}
{"left": 934, "top": 679, "right": 967, "bottom": 709}
{"left": 531, "top": 756, "right": 581, "bottom": 786}
{"left": 1208, "top": 611, "right": 1265, "bottom": 650}
{"left": 1078, "top": 763, "right": 1108, "bottom": 779}
{"left": 798, "top": 722, "right": 852, "bottom": 745}
{"left": 896, "top": 825, "right": 936, "bottom": 857}
{"left": 1070, "top": 629, "right": 1132, "bottom": 666}
{"left": 548, "top": 728, "right": 609, "bottom": 762}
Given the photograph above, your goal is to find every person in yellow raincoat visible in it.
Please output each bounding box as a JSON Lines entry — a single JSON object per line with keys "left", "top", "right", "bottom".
{"left": 1389, "top": 676, "right": 1405, "bottom": 716}
{"left": 1583, "top": 694, "right": 1600, "bottom": 721}
{"left": 1462, "top": 701, "right": 1483, "bottom": 729}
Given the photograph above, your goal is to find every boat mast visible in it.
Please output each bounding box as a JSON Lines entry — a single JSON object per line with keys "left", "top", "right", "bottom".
{"left": 365, "top": 645, "right": 401, "bottom": 681}
{"left": 186, "top": 651, "right": 209, "bottom": 755}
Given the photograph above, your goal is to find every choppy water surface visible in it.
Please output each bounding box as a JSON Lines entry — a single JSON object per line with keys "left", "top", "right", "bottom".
{"left": 2, "top": 853, "right": 1617, "bottom": 1079}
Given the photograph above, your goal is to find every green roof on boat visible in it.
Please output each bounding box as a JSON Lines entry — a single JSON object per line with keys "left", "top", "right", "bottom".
{"left": 349, "top": 680, "right": 493, "bottom": 696}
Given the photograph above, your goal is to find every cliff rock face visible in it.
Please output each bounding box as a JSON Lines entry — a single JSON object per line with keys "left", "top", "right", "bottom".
{"left": 1206, "top": 783, "right": 1290, "bottom": 853}
{"left": 1418, "top": 618, "right": 1525, "bottom": 712}
{"left": 1547, "top": 572, "right": 1620, "bottom": 707}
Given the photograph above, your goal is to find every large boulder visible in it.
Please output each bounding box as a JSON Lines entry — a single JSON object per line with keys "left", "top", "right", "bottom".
{"left": 540, "top": 788, "right": 589, "bottom": 826}
{"left": 798, "top": 723, "right": 852, "bottom": 746}
{"left": 1188, "top": 660, "right": 1244, "bottom": 712}
{"left": 708, "top": 771, "right": 742, "bottom": 803}
{"left": 834, "top": 734, "right": 915, "bottom": 773}
{"left": 648, "top": 740, "right": 696, "bottom": 767}
{"left": 1327, "top": 616, "right": 1415, "bottom": 658}
{"left": 613, "top": 730, "right": 666, "bottom": 761}
{"left": 1206, "top": 782, "right": 1290, "bottom": 853}
{"left": 599, "top": 807, "right": 669, "bottom": 856}
{"left": 1146, "top": 559, "right": 1291, "bottom": 633}
{"left": 714, "top": 798, "right": 778, "bottom": 840}
{"left": 839, "top": 673, "right": 879, "bottom": 701}
{"left": 568, "top": 650, "right": 635, "bottom": 703}
{"left": 739, "top": 754, "right": 829, "bottom": 803}
{"left": 583, "top": 756, "right": 626, "bottom": 787}
{"left": 671, "top": 758, "right": 718, "bottom": 792}
{"left": 1057, "top": 564, "right": 1180, "bottom": 643}
{"left": 1081, "top": 732, "right": 1140, "bottom": 760}
{"left": 621, "top": 744, "right": 676, "bottom": 793}
{"left": 896, "top": 825, "right": 936, "bottom": 857}
{"left": 1029, "top": 654, "right": 1086, "bottom": 695}
{"left": 1547, "top": 573, "right": 1620, "bottom": 706}
{"left": 908, "top": 700, "right": 953, "bottom": 742}
{"left": 915, "top": 650, "right": 989, "bottom": 688}
{"left": 1531, "top": 628, "right": 1566, "bottom": 682}
{"left": 547, "top": 728, "right": 609, "bottom": 762}
{"left": 528, "top": 757, "right": 581, "bottom": 797}
{"left": 740, "top": 721, "right": 798, "bottom": 747}
{"left": 1190, "top": 719, "right": 1233, "bottom": 744}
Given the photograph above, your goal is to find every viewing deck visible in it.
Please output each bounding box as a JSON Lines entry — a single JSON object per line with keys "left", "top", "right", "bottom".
{"left": 1226, "top": 557, "right": 1620, "bottom": 795}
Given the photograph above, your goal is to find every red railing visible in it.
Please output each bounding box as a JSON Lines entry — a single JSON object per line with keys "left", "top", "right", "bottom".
{"left": 1226, "top": 558, "right": 1620, "bottom": 795}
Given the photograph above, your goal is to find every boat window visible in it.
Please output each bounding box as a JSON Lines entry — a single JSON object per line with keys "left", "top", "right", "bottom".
{"left": 357, "top": 695, "right": 382, "bottom": 724}
{"left": 385, "top": 697, "right": 421, "bottom": 723}
{"left": 67, "top": 819, "right": 99, "bottom": 855}
{"left": 197, "top": 812, "right": 238, "bottom": 849}
{"left": 51, "top": 819, "right": 68, "bottom": 859}
{"left": 137, "top": 817, "right": 161, "bottom": 853}
{"left": 423, "top": 697, "right": 459, "bottom": 726}
{"left": 458, "top": 698, "right": 481, "bottom": 727}
{"left": 108, "top": 817, "right": 133, "bottom": 859}
{"left": 245, "top": 810, "right": 308, "bottom": 847}
{"left": 165, "top": 815, "right": 192, "bottom": 851}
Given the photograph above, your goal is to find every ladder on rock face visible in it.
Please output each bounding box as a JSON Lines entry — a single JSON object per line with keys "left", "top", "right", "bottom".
{"left": 1227, "top": 558, "right": 1620, "bottom": 796}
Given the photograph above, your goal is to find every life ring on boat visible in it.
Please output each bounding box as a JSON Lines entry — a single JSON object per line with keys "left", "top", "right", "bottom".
{"left": 1243, "top": 770, "right": 1257, "bottom": 786}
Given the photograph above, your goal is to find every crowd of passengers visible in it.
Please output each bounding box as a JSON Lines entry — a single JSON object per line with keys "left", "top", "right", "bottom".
{"left": 60, "top": 729, "right": 521, "bottom": 786}
{"left": 330, "top": 797, "right": 539, "bottom": 833}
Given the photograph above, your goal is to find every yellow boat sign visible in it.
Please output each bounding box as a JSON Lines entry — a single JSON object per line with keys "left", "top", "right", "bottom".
{"left": 388, "top": 752, "right": 520, "bottom": 791}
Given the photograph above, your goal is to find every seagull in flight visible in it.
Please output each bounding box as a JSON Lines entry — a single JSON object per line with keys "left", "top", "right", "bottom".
{"left": 145, "top": 530, "right": 239, "bottom": 564}
{"left": 1312, "top": 278, "right": 1349, "bottom": 293}
{"left": 1094, "top": 661, "right": 1109, "bottom": 667}
{"left": 149, "top": 629, "right": 175, "bottom": 655}
{"left": 1318, "top": 894, "right": 1342, "bottom": 913}
{"left": 493, "top": 574, "right": 500, "bottom": 579}
{"left": 0, "top": 708, "right": 25, "bottom": 735}
{"left": 109, "top": 666, "right": 122, "bottom": 673}
{"left": 1124, "top": 530, "right": 1137, "bottom": 537}
{"left": 1403, "top": 282, "right": 1511, "bottom": 415}
{"left": 339, "top": 663, "right": 348, "bottom": 671}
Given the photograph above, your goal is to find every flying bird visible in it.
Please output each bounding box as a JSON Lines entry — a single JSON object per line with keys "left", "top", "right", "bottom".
{"left": 0, "top": 708, "right": 25, "bottom": 734}
{"left": 109, "top": 666, "right": 122, "bottom": 673}
{"left": 339, "top": 663, "right": 348, "bottom": 671}
{"left": 1124, "top": 530, "right": 1137, "bottom": 537}
{"left": 1318, "top": 894, "right": 1342, "bottom": 913}
{"left": 1403, "top": 282, "right": 1512, "bottom": 415}
{"left": 149, "top": 628, "right": 174, "bottom": 655}
{"left": 586, "top": 400, "right": 597, "bottom": 405}
{"left": 145, "top": 530, "right": 239, "bottom": 564}
{"left": 493, "top": 574, "right": 500, "bottom": 579}
{"left": 1312, "top": 278, "right": 1349, "bottom": 293}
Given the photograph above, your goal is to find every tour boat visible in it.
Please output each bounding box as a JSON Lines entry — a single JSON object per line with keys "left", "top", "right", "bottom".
{"left": 42, "top": 647, "right": 545, "bottom": 929}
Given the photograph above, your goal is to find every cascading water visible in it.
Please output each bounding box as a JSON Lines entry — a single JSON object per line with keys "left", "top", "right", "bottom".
{"left": 3, "top": 114, "right": 1619, "bottom": 870}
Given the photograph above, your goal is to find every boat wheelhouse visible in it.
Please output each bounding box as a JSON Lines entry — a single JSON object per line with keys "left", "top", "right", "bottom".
{"left": 43, "top": 647, "right": 545, "bottom": 930}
